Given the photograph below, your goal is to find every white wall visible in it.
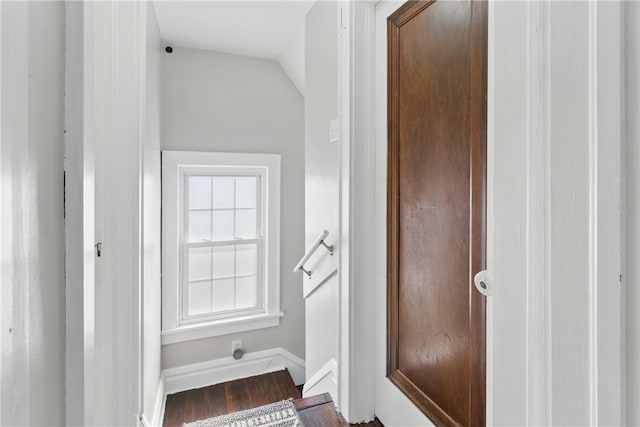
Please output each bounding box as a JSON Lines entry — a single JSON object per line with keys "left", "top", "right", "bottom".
{"left": 161, "top": 46, "right": 305, "bottom": 369}
{"left": 303, "top": 0, "right": 339, "bottom": 396}
{"left": 626, "top": 2, "right": 640, "bottom": 424}
{"left": 0, "top": 1, "right": 66, "bottom": 425}
{"left": 142, "top": 3, "right": 163, "bottom": 423}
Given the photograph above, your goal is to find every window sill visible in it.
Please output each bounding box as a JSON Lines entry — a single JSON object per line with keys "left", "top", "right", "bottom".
{"left": 161, "top": 312, "right": 284, "bottom": 345}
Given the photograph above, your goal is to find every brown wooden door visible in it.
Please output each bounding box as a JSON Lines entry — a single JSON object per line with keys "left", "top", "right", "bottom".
{"left": 387, "top": 1, "right": 487, "bottom": 426}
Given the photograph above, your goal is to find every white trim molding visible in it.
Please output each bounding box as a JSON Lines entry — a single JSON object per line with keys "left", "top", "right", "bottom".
{"left": 148, "top": 348, "right": 304, "bottom": 426}
{"left": 163, "top": 347, "right": 305, "bottom": 396}
{"left": 302, "top": 269, "right": 337, "bottom": 300}
{"left": 140, "top": 375, "right": 166, "bottom": 427}
{"left": 64, "top": 2, "right": 96, "bottom": 424}
{"left": 155, "top": 377, "right": 167, "bottom": 427}
{"left": 524, "top": 2, "right": 549, "bottom": 425}
{"left": 161, "top": 313, "right": 284, "bottom": 345}
{"left": 302, "top": 358, "right": 338, "bottom": 399}
{"left": 489, "top": 1, "right": 623, "bottom": 425}
{"left": 592, "top": 2, "right": 623, "bottom": 425}
{"left": 65, "top": 2, "right": 148, "bottom": 424}
{"left": 153, "top": 376, "right": 167, "bottom": 427}
{"left": 337, "top": 0, "right": 376, "bottom": 424}
{"left": 625, "top": 2, "right": 640, "bottom": 424}
{"left": 162, "top": 150, "right": 283, "bottom": 341}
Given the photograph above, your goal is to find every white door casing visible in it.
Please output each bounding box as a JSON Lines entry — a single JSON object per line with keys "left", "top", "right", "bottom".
{"left": 336, "top": 0, "right": 376, "bottom": 423}
{"left": 64, "top": 2, "right": 96, "bottom": 424}
{"left": 65, "top": 2, "right": 148, "bottom": 425}
{"left": 625, "top": 2, "right": 640, "bottom": 424}
{"left": 489, "top": 2, "right": 623, "bottom": 424}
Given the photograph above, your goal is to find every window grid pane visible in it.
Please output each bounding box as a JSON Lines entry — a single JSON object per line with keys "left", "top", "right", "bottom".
{"left": 211, "top": 177, "right": 235, "bottom": 209}
{"left": 212, "top": 210, "right": 235, "bottom": 241}
{"left": 188, "top": 281, "right": 212, "bottom": 315}
{"left": 235, "top": 177, "right": 257, "bottom": 209}
{"left": 188, "top": 177, "right": 212, "bottom": 210}
{"left": 186, "top": 175, "right": 259, "bottom": 242}
{"left": 188, "top": 211, "right": 212, "bottom": 241}
{"left": 236, "top": 275, "right": 258, "bottom": 308}
{"left": 184, "top": 242, "right": 260, "bottom": 319}
{"left": 235, "top": 209, "right": 257, "bottom": 239}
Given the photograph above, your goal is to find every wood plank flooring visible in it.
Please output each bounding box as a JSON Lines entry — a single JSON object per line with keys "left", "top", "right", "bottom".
{"left": 294, "top": 393, "right": 383, "bottom": 426}
{"left": 162, "top": 370, "right": 383, "bottom": 426}
{"left": 295, "top": 393, "right": 348, "bottom": 426}
{"left": 163, "top": 370, "right": 300, "bottom": 426}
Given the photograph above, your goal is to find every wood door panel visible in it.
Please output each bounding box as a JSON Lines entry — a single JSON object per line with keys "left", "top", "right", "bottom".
{"left": 387, "top": 1, "right": 487, "bottom": 426}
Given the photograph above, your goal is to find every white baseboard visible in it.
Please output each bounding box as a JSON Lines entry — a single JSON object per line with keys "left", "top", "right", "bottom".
{"left": 152, "top": 375, "right": 166, "bottom": 427}
{"left": 140, "top": 375, "right": 166, "bottom": 427}
{"left": 302, "top": 358, "right": 337, "bottom": 401}
{"left": 163, "top": 347, "right": 306, "bottom": 396}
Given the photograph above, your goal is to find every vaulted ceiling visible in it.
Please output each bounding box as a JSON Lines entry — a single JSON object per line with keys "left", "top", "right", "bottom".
{"left": 152, "top": 1, "right": 314, "bottom": 94}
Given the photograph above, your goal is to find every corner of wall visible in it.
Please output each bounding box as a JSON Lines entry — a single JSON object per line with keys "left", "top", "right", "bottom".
{"left": 162, "top": 347, "right": 306, "bottom": 396}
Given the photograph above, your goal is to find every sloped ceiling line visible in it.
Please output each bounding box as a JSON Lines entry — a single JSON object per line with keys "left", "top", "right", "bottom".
{"left": 152, "top": 1, "right": 314, "bottom": 94}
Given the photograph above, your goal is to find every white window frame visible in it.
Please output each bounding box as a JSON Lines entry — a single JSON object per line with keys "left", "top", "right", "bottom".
{"left": 161, "top": 151, "right": 282, "bottom": 344}
{"left": 180, "top": 169, "right": 265, "bottom": 324}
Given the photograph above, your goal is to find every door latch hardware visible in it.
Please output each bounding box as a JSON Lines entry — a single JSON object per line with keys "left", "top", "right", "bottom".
{"left": 95, "top": 242, "right": 102, "bottom": 257}
{"left": 473, "top": 270, "right": 492, "bottom": 296}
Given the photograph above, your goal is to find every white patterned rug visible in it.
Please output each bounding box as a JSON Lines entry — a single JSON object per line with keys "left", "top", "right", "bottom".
{"left": 183, "top": 399, "right": 303, "bottom": 427}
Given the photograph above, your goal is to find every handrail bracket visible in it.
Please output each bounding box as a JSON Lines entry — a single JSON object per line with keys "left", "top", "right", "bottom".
{"left": 300, "top": 266, "right": 312, "bottom": 278}
{"left": 320, "top": 240, "right": 334, "bottom": 256}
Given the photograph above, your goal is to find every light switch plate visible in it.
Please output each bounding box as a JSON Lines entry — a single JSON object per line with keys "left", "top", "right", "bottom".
{"left": 329, "top": 118, "right": 339, "bottom": 143}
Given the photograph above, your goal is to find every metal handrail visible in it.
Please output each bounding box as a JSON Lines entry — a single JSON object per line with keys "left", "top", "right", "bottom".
{"left": 293, "top": 229, "right": 334, "bottom": 278}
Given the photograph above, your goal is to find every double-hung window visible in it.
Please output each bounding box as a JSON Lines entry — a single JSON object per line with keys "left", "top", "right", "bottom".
{"left": 162, "top": 151, "right": 282, "bottom": 344}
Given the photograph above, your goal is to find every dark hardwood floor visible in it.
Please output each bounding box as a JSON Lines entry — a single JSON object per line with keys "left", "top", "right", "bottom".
{"left": 294, "top": 393, "right": 383, "bottom": 427}
{"left": 163, "top": 370, "right": 299, "bottom": 426}
{"left": 162, "top": 370, "right": 383, "bottom": 426}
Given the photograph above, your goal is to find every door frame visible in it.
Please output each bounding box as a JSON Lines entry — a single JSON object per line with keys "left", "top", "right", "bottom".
{"left": 343, "top": 0, "right": 624, "bottom": 425}
{"left": 337, "top": 1, "right": 377, "bottom": 423}
{"left": 64, "top": 2, "right": 97, "bottom": 423}
{"left": 65, "top": 2, "right": 147, "bottom": 424}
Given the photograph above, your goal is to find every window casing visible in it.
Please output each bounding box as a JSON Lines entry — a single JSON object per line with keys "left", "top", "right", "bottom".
{"left": 162, "top": 151, "right": 282, "bottom": 344}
